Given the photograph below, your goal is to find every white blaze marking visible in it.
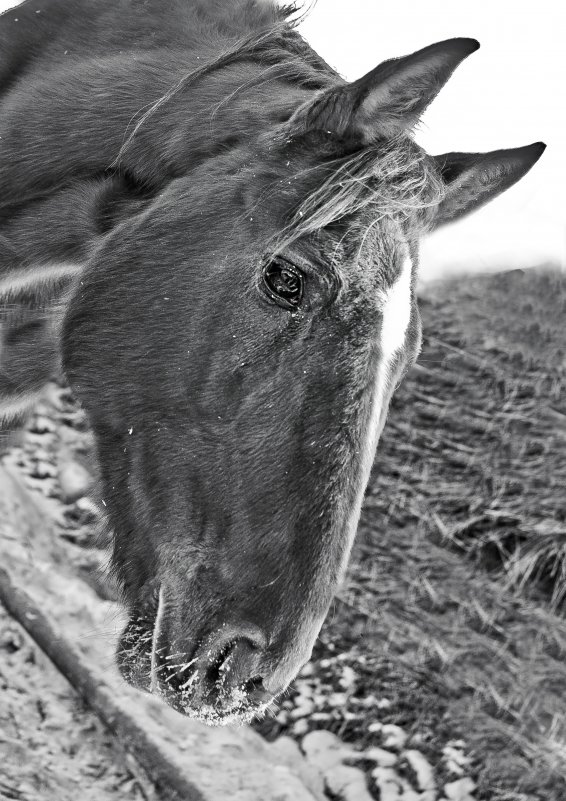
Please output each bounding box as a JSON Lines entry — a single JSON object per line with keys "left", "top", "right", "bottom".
{"left": 150, "top": 587, "right": 165, "bottom": 693}
{"left": 340, "top": 253, "right": 414, "bottom": 574}
{"left": 366, "top": 252, "right": 413, "bottom": 459}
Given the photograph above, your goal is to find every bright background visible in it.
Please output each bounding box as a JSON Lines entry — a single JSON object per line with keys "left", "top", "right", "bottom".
{"left": 296, "top": 0, "right": 565, "bottom": 280}
{"left": 0, "top": 0, "right": 563, "bottom": 280}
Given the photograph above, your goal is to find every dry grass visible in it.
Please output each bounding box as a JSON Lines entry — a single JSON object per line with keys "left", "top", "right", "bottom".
{"left": 371, "top": 266, "right": 566, "bottom": 605}
{"left": 310, "top": 266, "right": 566, "bottom": 801}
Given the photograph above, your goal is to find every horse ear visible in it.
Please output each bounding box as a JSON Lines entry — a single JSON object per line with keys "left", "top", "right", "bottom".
{"left": 288, "top": 38, "right": 479, "bottom": 144}
{"left": 431, "top": 142, "right": 546, "bottom": 229}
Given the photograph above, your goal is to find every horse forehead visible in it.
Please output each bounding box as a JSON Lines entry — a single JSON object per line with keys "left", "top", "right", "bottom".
{"left": 337, "top": 220, "right": 411, "bottom": 294}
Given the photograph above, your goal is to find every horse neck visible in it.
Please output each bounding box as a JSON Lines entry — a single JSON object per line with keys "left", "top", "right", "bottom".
{"left": 0, "top": 54, "right": 331, "bottom": 273}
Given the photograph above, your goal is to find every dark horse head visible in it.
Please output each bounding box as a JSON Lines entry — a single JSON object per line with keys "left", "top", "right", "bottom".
{"left": 0, "top": 0, "right": 544, "bottom": 722}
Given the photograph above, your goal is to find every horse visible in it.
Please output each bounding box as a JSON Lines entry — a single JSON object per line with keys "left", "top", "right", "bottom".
{"left": 0, "top": 0, "right": 544, "bottom": 724}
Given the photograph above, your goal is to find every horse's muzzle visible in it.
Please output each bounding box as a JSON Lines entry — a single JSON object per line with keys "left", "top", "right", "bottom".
{"left": 119, "top": 588, "right": 280, "bottom": 723}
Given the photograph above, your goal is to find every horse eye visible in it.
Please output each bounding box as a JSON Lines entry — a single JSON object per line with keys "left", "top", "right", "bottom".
{"left": 262, "top": 259, "right": 304, "bottom": 309}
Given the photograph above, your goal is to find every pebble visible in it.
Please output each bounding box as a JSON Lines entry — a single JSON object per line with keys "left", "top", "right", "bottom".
{"left": 310, "top": 712, "right": 332, "bottom": 721}
{"left": 33, "top": 448, "right": 51, "bottom": 462}
{"left": 338, "top": 666, "right": 357, "bottom": 689}
{"left": 360, "top": 746, "right": 397, "bottom": 767}
{"left": 291, "top": 718, "right": 309, "bottom": 736}
{"left": 58, "top": 462, "right": 92, "bottom": 503}
{"left": 324, "top": 764, "right": 374, "bottom": 801}
{"left": 352, "top": 694, "right": 377, "bottom": 707}
{"left": 445, "top": 777, "right": 476, "bottom": 800}
{"left": 270, "top": 736, "right": 303, "bottom": 763}
{"left": 294, "top": 679, "right": 315, "bottom": 697}
{"left": 28, "top": 415, "right": 55, "bottom": 434}
{"left": 368, "top": 721, "right": 382, "bottom": 733}
{"left": 66, "top": 496, "right": 99, "bottom": 526}
{"left": 291, "top": 698, "right": 315, "bottom": 719}
{"left": 404, "top": 749, "right": 435, "bottom": 793}
{"left": 301, "top": 730, "right": 357, "bottom": 772}
{"left": 328, "top": 692, "right": 348, "bottom": 707}
{"left": 442, "top": 742, "right": 471, "bottom": 776}
{"left": 381, "top": 724, "right": 408, "bottom": 750}
{"left": 299, "top": 661, "right": 315, "bottom": 678}
{"left": 268, "top": 737, "right": 326, "bottom": 801}
{"left": 371, "top": 766, "right": 402, "bottom": 801}
{"left": 30, "top": 460, "right": 57, "bottom": 479}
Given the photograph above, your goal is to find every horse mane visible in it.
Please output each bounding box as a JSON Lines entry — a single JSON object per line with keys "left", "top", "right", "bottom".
{"left": 111, "top": 3, "right": 443, "bottom": 253}
{"left": 0, "top": 0, "right": 444, "bottom": 255}
{"left": 114, "top": 5, "right": 337, "bottom": 167}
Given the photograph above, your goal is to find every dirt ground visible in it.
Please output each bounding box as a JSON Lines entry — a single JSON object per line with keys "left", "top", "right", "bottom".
{"left": 0, "top": 601, "right": 148, "bottom": 801}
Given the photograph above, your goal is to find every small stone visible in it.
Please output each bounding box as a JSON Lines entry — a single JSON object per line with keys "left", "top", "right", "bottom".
{"left": 58, "top": 461, "right": 93, "bottom": 503}
{"left": 292, "top": 718, "right": 309, "bottom": 736}
{"left": 442, "top": 743, "right": 471, "bottom": 776}
{"left": 362, "top": 747, "right": 397, "bottom": 767}
{"left": 401, "top": 790, "right": 421, "bottom": 801}
{"left": 324, "top": 764, "right": 374, "bottom": 801}
{"left": 445, "top": 777, "right": 476, "bottom": 800}
{"left": 372, "top": 766, "right": 402, "bottom": 801}
{"left": 295, "top": 679, "right": 315, "bottom": 697}
{"left": 269, "top": 735, "right": 303, "bottom": 764}
{"left": 30, "top": 460, "right": 56, "bottom": 479}
{"left": 68, "top": 496, "right": 99, "bottom": 525}
{"left": 404, "top": 749, "right": 435, "bottom": 792}
{"left": 275, "top": 710, "right": 289, "bottom": 725}
{"left": 33, "top": 448, "right": 51, "bottom": 462}
{"left": 352, "top": 694, "right": 373, "bottom": 707}
{"left": 299, "top": 661, "right": 315, "bottom": 678}
{"left": 338, "top": 665, "right": 357, "bottom": 689}
{"left": 291, "top": 698, "right": 315, "bottom": 719}
{"left": 302, "top": 730, "right": 356, "bottom": 771}
{"left": 28, "top": 415, "right": 55, "bottom": 434}
{"left": 0, "top": 624, "right": 24, "bottom": 652}
{"left": 328, "top": 692, "right": 348, "bottom": 707}
{"left": 368, "top": 721, "right": 383, "bottom": 733}
{"left": 381, "top": 724, "right": 408, "bottom": 750}
{"left": 268, "top": 737, "right": 326, "bottom": 801}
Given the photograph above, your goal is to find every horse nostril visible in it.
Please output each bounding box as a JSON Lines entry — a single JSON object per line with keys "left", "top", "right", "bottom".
{"left": 203, "top": 633, "right": 269, "bottom": 704}
{"left": 244, "top": 675, "right": 272, "bottom": 705}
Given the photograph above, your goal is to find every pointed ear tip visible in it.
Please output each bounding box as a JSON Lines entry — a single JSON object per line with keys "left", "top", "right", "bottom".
{"left": 444, "top": 37, "right": 480, "bottom": 56}
{"left": 461, "top": 37, "right": 480, "bottom": 54}
{"left": 520, "top": 141, "right": 547, "bottom": 164}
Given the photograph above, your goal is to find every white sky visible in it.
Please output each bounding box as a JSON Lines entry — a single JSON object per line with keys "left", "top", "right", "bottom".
{"left": 297, "top": 0, "right": 565, "bottom": 279}
{"left": 0, "top": 0, "right": 563, "bottom": 279}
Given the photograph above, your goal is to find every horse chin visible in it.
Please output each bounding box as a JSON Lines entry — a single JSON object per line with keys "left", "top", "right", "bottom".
{"left": 116, "top": 581, "right": 161, "bottom": 692}
{"left": 116, "top": 612, "right": 155, "bottom": 692}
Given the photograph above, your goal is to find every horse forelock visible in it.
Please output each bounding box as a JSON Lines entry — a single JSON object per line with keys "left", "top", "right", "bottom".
{"left": 264, "top": 136, "right": 446, "bottom": 262}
